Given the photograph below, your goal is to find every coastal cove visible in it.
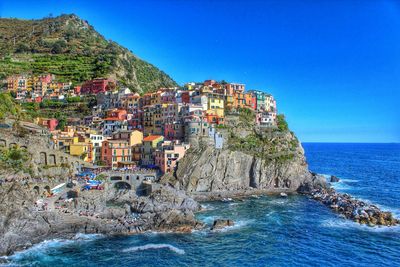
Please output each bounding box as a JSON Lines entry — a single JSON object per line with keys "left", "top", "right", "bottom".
{"left": 3, "top": 143, "right": 400, "bottom": 266}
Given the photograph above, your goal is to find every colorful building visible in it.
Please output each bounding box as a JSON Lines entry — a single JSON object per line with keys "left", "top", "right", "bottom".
{"left": 244, "top": 93, "right": 257, "bottom": 110}
{"left": 70, "top": 137, "right": 94, "bottom": 163}
{"left": 206, "top": 93, "right": 225, "bottom": 123}
{"left": 101, "top": 139, "right": 132, "bottom": 168}
{"left": 80, "top": 78, "right": 115, "bottom": 95}
{"left": 154, "top": 141, "right": 190, "bottom": 173}
{"left": 112, "top": 130, "right": 143, "bottom": 146}
{"left": 141, "top": 135, "right": 164, "bottom": 166}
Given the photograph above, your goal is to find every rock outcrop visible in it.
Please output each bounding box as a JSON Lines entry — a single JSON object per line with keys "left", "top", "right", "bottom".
{"left": 211, "top": 219, "right": 235, "bottom": 230}
{"left": 162, "top": 129, "right": 324, "bottom": 198}
{"left": 0, "top": 180, "right": 201, "bottom": 256}
{"left": 308, "top": 187, "right": 398, "bottom": 226}
{"left": 330, "top": 175, "right": 340, "bottom": 183}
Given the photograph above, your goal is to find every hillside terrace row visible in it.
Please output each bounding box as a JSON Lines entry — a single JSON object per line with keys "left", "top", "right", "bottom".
{"left": 4, "top": 76, "right": 278, "bottom": 173}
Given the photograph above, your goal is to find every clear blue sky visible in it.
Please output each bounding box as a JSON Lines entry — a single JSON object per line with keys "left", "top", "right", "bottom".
{"left": 1, "top": 0, "right": 399, "bottom": 143}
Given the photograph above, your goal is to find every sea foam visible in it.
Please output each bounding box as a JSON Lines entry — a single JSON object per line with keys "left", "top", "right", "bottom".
{"left": 122, "top": 244, "right": 185, "bottom": 255}
{"left": 321, "top": 218, "right": 400, "bottom": 233}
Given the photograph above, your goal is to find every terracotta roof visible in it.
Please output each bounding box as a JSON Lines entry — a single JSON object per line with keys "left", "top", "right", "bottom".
{"left": 104, "top": 117, "right": 124, "bottom": 121}
{"left": 143, "top": 135, "right": 163, "bottom": 142}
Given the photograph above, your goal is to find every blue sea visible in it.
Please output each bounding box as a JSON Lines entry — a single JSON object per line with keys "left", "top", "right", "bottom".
{"left": 3, "top": 143, "right": 400, "bottom": 266}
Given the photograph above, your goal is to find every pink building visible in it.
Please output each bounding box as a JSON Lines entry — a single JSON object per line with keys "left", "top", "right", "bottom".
{"left": 37, "top": 118, "right": 58, "bottom": 131}
{"left": 154, "top": 141, "right": 190, "bottom": 173}
{"left": 80, "top": 78, "right": 115, "bottom": 95}
{"left": 163, "top": 123, "right": 184, "bottom": 141}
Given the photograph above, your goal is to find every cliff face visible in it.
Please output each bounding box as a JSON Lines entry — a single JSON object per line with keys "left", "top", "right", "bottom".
{"left": 167, "top": 135, "right": 311, "bottom": 194}
{"left": 162, "top": 114, "right": 323, "bottom": 198}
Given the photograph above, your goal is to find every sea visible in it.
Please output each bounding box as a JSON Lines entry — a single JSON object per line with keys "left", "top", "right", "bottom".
{"left": 3, "top": 143, "right": 400, "bottom": 266}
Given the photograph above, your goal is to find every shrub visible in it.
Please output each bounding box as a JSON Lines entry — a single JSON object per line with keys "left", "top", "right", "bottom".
{"left": 276, "top": 114, "right": 289, "bottom": 132}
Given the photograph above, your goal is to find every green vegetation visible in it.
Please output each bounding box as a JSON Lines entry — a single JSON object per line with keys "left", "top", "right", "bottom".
{"left": 0, "top": 14, "right": 177, "bottom": 92}
{"left": 96, "top": 174, "right": 106, "bottom": 181}
{"left": 238, "top": 108, "right": 256, "bottom": 127}
{"left": 276, "top": 114, "right": 289, "bottom": 132}
{"left": 0, "top": 146, "right": 31, "bottom": 171}
{"left": 19, "top": 95, "right": 95, "bottom": 121}
{"left": 224, "top": 111, "right": 299, "bottom": 162}
{"left": 0, "top": 92, "right": 20, "bottom": 121}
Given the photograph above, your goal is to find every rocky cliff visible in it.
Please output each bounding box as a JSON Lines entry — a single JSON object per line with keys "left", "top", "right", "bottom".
{"left": 0, "top": 180, "right": 201, "bottom": 256}
{"left": 162, "top": 113, "right": 325, "bottom": 199}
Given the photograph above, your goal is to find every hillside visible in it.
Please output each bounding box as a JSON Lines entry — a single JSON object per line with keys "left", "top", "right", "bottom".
{"left": 0, "top": 14, "right": 177, "bottom": 93}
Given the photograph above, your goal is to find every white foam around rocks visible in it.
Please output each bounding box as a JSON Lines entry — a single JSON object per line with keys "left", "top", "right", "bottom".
{"left": 122, "top": 244, "right": 185, "bottom": 255}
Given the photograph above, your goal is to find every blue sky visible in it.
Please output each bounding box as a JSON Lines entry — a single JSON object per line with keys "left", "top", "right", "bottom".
{"left": 1, "top": 0, "right": 399, "bottom": 142}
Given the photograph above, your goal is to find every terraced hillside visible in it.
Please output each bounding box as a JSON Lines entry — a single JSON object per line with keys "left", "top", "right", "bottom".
{"left": 0, "top": 14, "right": 177, "bottom": 93}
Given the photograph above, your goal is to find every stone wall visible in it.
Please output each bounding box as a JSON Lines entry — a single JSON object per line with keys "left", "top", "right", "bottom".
{"left": 0, "top": 128, "right": 90, "bottom": 178}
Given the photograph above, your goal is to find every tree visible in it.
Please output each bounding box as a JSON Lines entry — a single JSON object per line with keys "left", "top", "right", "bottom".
{"left": 54, "top": 111, "right": 67, "bottom": 130}
{"left": 51, "top": 40, "right": 67, "bottom": 54}
{"left": 15, "top": 43, "right": 30, "bottom": 53}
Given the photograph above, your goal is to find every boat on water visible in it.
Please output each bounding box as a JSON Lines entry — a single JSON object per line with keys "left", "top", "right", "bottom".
{"left": 280, "top": 192, "right": 288, "bottom": 198}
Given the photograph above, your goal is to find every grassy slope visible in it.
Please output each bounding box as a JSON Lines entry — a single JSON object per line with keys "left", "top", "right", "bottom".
{"left": 0, "top": 14, "right": 177, "bottom": 92}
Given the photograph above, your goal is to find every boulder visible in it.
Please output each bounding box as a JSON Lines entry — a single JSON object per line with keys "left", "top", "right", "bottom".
{"left": 211, "top": 219, "right": 235, "bottom": 230}
{"left": 330, "top": 175, "right": 340, "bottom": 183}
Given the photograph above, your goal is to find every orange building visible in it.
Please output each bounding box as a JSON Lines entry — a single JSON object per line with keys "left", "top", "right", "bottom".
{"left": 224, "top": 83, "right": 245, "bottom": 95}
{"left": 105, "top": 109, "right": 127, "bottom": 121}
{"left": 244, "top": 93, "right": 257, "bottom": 110}
{"left": 101, "top": 139, "right": 132, "bottom": 168}
{"left": 233, "top": 92, "right": 246, "bottom": 109}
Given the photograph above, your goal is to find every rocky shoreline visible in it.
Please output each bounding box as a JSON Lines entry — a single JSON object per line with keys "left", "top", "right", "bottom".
{"left": 308, "top": 187, "right": 399, "bottom": 226}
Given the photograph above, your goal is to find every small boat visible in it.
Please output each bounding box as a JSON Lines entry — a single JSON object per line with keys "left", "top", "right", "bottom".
{"left": 222, "top": 197, "right": 233, "bottom": 202}
{"left": 280, "top": 192, "right": 288, "bottom": 198}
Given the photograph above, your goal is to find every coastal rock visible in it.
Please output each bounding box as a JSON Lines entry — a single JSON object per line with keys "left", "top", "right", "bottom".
{"left": 330, "top": 175, "right": 340, "bottom": 183}
{"left": 0, "top": 180, "right": 202, "bottom": 256}
{"left": 307, "top": 187, "right": 399, "bottom": 226}
{"left": 211, "top": 219, "right": 235, "bottom": 230}
{"left": 162, "top": 130, "right": 325, "bottom": 198}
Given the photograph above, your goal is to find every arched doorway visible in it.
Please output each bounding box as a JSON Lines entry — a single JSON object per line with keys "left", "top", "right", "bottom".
{"left": 40, "top": 152, "right": 47, "bottom": 165}
{"left": 114, "top": 181, "right": 131, "bottom": 190}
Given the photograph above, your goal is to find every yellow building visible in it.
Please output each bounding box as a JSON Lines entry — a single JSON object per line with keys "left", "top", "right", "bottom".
{"left": 112, "top": 130, "right": 143, "bottom": 146}
{"left": 69, "top": 137, "right": 94, "bottom": 162}
{"left": 225, "top": 95, "right": 234, "bottom": 110}
{"left": 207, "top": 93, "right": 225, "bottom": 117}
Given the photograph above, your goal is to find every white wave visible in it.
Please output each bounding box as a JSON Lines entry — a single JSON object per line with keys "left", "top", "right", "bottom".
{"left": 73, "top": 233, "right": 103, "bottom": 241}
{"left": 331, "top": 180, "right": 354, "bottom": 191}
{"left": 7, "top": 239, "right": 75, "bottom": 261}
{"left": 198, "top": 215, "right": 217, "bottom": 224}
{"left": 321, "top": 218, "right": 400, "bottom": 233}
{"left": 212, "top": 219, "right": 254, "bottom": 232}
{"left": 319, "top": 173, "right": 331, "bottom": 179}
{"left": 200, "top": 203, "right": 215, "bottom": 211}
{"left": 318, "top": 173, "right": 359, "bottom": 183}
{"left": 122, "top": 244, "right": 185, "bottom": 255}
{"left": 7, "top": 233, "right": 103, "bottom": 262}
{"left": 339, "top": 178, "right": 359, "bottom": 183}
